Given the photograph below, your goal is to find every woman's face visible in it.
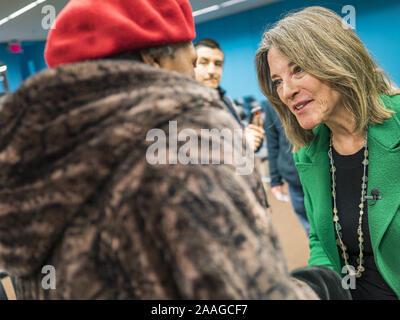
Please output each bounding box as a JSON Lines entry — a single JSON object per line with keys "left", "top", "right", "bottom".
{"left": 267, "top": 47, "right": 342, "bottom": 130}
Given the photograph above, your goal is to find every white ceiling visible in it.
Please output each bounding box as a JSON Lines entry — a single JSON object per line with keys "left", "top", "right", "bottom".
{"left": 0, "top": 0, "right": 69, "bottom": 43}
{"left": 0, "top": 0, "right": 281, "bottom": 43}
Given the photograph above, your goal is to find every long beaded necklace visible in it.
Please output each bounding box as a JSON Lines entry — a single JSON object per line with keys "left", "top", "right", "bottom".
{"left": 328, "top": 131, "right": 368, "bottom": 278}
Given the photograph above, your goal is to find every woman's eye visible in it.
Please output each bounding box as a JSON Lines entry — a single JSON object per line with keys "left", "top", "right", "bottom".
{"left": 272, "top": 79, "right": 282, "bottom": 88}
{"left": 293, "top": 65, "right": 303, "bottom": 73}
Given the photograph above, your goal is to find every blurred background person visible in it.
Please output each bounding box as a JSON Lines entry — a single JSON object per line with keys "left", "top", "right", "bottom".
{"left": 0, "top": 62, "right": 9, "bottom": 93}
{"left": 264, "top": 102, "right": 310, "bottom": 235}
{"left": 194, "top": 38, "right": 265, "bottom": 152}
{"left": 0, "top": 92, "right": 10, "bottom": 107}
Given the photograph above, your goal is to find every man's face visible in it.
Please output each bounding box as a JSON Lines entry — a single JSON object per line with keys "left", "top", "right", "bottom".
{"left": 158, "top": 42, "right": 197, "bottom": 79}
{"left": 194, "top": 46, "right": 224, "bottom": 89}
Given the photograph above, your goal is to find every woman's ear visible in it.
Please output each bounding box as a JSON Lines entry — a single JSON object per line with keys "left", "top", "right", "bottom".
{"left": 140, "top": 51, "right": 161, "bottom": 68}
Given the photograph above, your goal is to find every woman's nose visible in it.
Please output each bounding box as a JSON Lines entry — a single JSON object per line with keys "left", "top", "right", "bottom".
{"left": 281, "top": 78, "right": 299, "bottom": 102}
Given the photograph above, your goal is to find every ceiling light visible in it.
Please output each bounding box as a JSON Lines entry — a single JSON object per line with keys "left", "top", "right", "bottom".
{"left": 192, "top": 0, "right": 248, "bottom": 17}
{"left": 192, "top": 5, "right": 220, "bottom": 17}
{"left": 0, "top": 0, "right": 47, "bottom": 27}
{"left": 221, "top": 0, "right": 248, "bottom": 8}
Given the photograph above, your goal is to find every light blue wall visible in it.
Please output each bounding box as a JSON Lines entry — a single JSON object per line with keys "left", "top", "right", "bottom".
{"left": 19, "top": 42, "right": 48, "bottom": 82}
{"left": 0, "top": 41, "right": 47, "bottom": 92}
{"left": 195, "top": 0, "right": 400, "bottom": 101}
{"left": 0, "top": 43, "right": 24, "bottom": 92}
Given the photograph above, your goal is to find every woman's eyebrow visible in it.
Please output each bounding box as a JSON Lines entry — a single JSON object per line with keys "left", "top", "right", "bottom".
{"left": 271, "top": 62, "right": 296, "bottom": 79}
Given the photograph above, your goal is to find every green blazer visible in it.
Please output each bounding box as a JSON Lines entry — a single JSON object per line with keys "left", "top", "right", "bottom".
{"left": 294, "top": 94, "right": 400, "bottom": 299}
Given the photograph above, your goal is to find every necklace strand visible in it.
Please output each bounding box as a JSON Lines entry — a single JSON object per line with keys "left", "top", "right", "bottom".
{"left": 328, "top": 131, "right": 368, "bottom": 278}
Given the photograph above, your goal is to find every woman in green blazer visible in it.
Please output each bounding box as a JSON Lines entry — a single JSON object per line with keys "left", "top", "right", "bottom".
{"left": 255, "top": 6, "right": 400, "bottom": 299}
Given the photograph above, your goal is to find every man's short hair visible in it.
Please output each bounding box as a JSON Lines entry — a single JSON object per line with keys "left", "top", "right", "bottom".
{"left": 194, "top": 38, "right": 222, "bottom": 52}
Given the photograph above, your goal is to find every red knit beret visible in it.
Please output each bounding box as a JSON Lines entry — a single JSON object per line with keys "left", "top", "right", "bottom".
{"left": 44, "top": 0, "right": 196, "bottom": 68}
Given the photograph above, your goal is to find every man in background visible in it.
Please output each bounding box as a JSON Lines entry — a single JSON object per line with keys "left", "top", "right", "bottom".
{"left": 194, "top": 38, "right": 265, "bottom": 151}
{"left": 264, "top": 102, "right": 310, "bottom": 235}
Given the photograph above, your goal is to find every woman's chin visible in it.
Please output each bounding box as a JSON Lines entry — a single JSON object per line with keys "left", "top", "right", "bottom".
{"left": 298, "top": 120, "right": 319, "bottom": 131}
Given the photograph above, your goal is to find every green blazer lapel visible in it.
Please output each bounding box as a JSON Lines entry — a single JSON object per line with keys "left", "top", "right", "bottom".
{"left": 367, "top": 116, "right": 400, "bottom": 252}
{"left": 296, "top": 125, "right": 341, "bottom": 271}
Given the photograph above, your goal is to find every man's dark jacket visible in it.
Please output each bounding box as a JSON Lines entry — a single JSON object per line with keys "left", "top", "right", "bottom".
{"left": 263, "top": 103, "right": 302, "bottom": 188}
{"left": 217, "top": 86, "right": 244, "bottom": 127}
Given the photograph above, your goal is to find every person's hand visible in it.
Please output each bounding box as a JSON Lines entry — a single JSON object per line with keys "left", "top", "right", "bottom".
{"left": 245, "top": 124, "right": 265, "bottom": 151}
{"left": 271, "top": 185, "right": 289, "bottom": 202}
